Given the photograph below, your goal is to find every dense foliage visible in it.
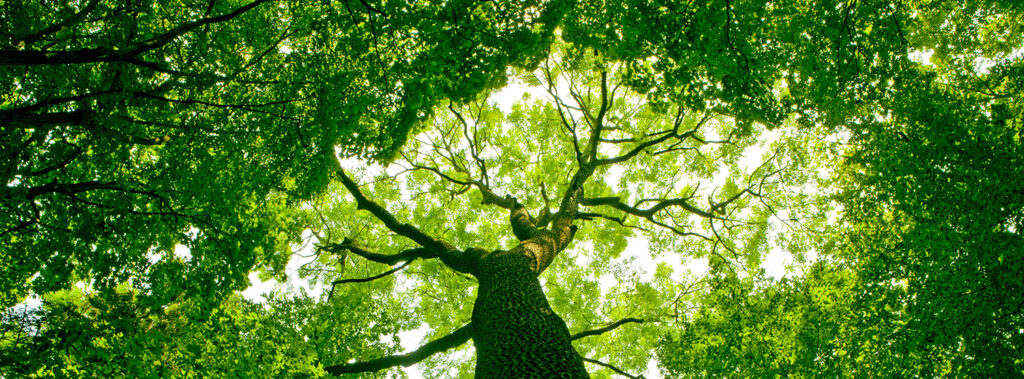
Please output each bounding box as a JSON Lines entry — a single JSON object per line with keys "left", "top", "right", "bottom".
{"left": 1, "top": 0, "right": 566, "bottom": 309}
{"left": 2, "top": 0, "right": 1021, "bottom": 377}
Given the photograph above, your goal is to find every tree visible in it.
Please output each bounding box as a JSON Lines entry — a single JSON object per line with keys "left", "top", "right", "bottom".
{"left": 306, "top": 43, "right": 794, "bottom": 376}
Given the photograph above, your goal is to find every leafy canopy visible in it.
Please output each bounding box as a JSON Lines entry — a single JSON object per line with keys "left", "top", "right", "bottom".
{"left": 3, "top": 0, "right": 1023, "bottom": 377}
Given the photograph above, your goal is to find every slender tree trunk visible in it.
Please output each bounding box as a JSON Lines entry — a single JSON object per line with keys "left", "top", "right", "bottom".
{"left": 472, "top": 251, "right": 589, "bottom": 378}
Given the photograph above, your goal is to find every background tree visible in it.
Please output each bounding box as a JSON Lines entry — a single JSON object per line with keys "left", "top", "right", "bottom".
{"left": 658, "top": 0, "right": 1024, "bottom": 376}
{"left": 0, "top": 0, "right": 569, "bottom": 310}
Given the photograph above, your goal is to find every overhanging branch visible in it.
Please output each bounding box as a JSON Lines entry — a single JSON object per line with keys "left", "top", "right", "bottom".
{"left": 327, "top": 260, "right": 414, "bottom": 300}
{"left": 1, "top": 0, "right": 275, "bottom": 66}
{"left": 321, "top": 240, "right": 434, "bottom": 266}
{"left": 581, "top": 196, "right": 720, "bottom": 222}
{"left": 571, "top": 318, "right": 645, "bottom": 340}
{"left": 332, "top": 164, "right": 452, "bottom": 254}
{"left": 325, "top": 324, "right": 473, "bottom": 376}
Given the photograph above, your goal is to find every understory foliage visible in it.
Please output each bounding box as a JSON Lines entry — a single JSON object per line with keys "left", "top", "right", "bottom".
{"left": 2, "top": 0, "right": 1022, "bottom": 377}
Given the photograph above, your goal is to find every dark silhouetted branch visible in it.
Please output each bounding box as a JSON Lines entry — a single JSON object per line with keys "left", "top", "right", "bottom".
{"left": 333, "top": 166, "right": 452, "bottom": 254}
{"left": 325, "top": 324, "right": 473, "bottom": 375}
{"left": 582, "top": 196, "right": 719, "bottom": 221}
{"left": 327, "top": 260, "right": 413, "bottom": 299}
{"left": 14, "top": 0, "right": 102, "bottom": 47}
{"left": 323, "top": 240, "right": 435, "bottom": 265}
{"left": 571, "top": 317, "right": 645, "bottom": 340}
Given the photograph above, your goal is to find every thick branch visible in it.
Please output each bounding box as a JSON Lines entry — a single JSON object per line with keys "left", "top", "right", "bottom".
{"left": 510, "top": 203, "right": 542, "bottom": 241}
{"left": 325, "top": 324, "right": 473, "bottom": 375}
{"left": 582, "top": 196, "right": 718, "bottom": 221}
{"left": 584, "top": 70, "right": 610, "bottom": 163}
{"left": 1, "top": 109, "right": 92, "bottom": 128}
{"left": 323, "top": 240, "right": 436, "bottom": 265}
{"left": 571, "top": 318, "right": 645, "bottom": 340}
{"left": 0, "top": 48, "right": 114, "bottom": 66}
{"left": 26, "top": 180, "right": 119, "bottom": 199}
{"left": 333, "top": 166, "right": 452, "bottom": 254}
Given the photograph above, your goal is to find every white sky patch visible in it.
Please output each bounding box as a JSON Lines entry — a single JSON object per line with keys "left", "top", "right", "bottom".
{"left": 603, "top": 164, "right": 626, "bottom": 191}
{"left": 908, "top": 48, "right": 935, "bottom": 67}
{"left": 172, "top": 243, "right": 192, "bottom": 262}
{"left": 644, "top": 356, "right": 664, "bottom": 379}
{"left": 761, "top": 244, "right": 792, "bottom": 279}
{"left": 738, "top": 128, "right": 781, "bottom": 173}
{"left": 241, "top": 229, "right": 325, "bottom": 302}
{"left": 398, "top": 323, "right": 430, "bottom": 353}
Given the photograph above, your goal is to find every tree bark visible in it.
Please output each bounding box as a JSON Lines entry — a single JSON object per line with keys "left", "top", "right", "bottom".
{"left": 471, "top": 250, "right": 589, "bottom": 378}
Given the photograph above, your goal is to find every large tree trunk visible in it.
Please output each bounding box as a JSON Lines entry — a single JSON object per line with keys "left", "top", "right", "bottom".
{"left": 472, "top": 251, "right": 589, "bottom": 378}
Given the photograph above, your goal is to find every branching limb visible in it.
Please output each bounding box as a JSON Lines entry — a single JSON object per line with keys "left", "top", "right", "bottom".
{"left": 13, "top": 0, "right": 102, "bottom": 47}
{"left": 324, "top": 324, "right": 473, "bottom": 376}
{"left": 327, "top": 260, "right": 413, "bottom": 300}
{"left": 582, "top": 196, "right": 720, "bottom": 222}
{"left": 130, "top": 0, "right": 276, "bottom": 56}
{"left": 540, "top": 60, "right": 583, "bottom": 163}
{"left": 571, "top": 318, "right": 648, "bottom": 378}
{"left": 510, "top": 202, "right": 543, "bottom": 241}
{"left": 595, "top": 112, "right": 712, "bottom": 166}
{"left": 405, "top": 104, "right": 518, "bottom": 211}
{"left": 329, "top": 157, "right": 487, "bottom": 273}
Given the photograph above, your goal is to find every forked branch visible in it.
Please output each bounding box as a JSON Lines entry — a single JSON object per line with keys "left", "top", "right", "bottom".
{"left": 581, "top": 196, "right": 720, "bottom": 222}
{"left": 327, "top": 260, "right": 414, "bottom": 300}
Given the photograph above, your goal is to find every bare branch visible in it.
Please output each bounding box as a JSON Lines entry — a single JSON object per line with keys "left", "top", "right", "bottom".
{"left": 325, "top": 324, "right": 473, "bottom": 375}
